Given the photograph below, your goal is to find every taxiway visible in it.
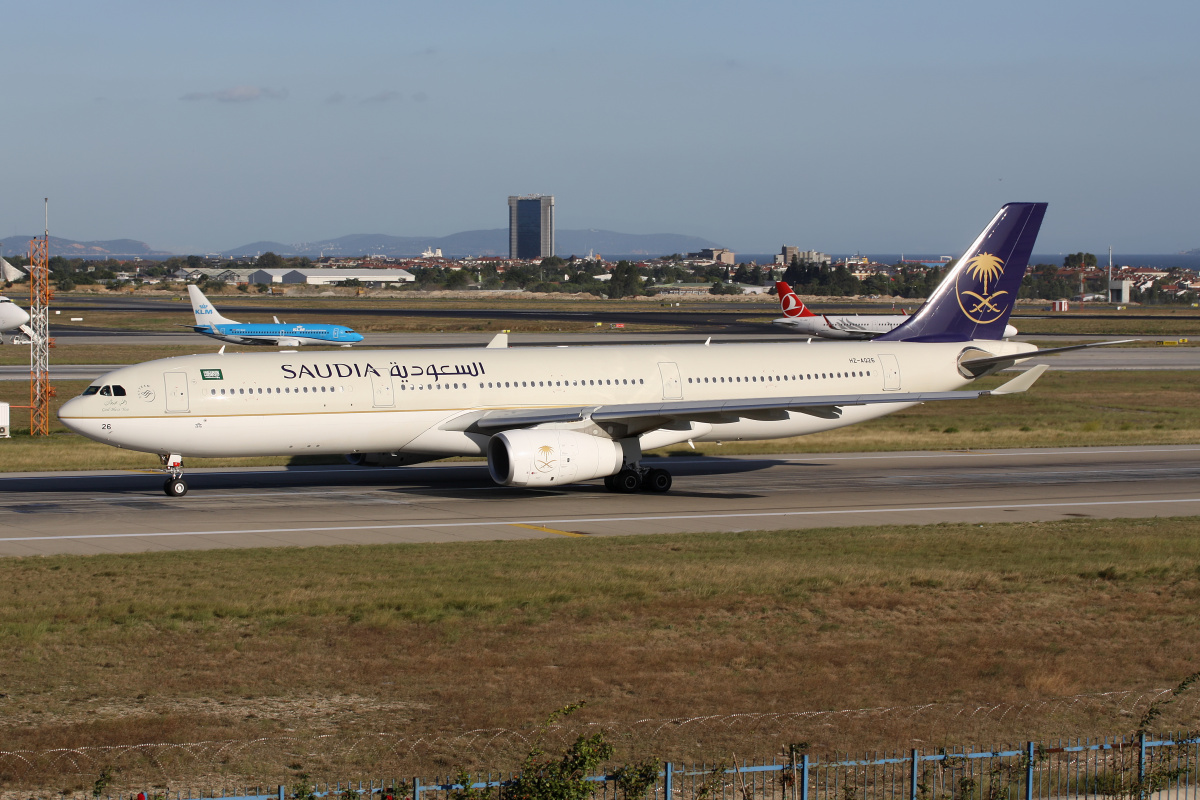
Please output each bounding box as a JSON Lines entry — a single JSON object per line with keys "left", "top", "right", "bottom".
{"left": 1, "top": 445, "right": 1197, "bottom": 556}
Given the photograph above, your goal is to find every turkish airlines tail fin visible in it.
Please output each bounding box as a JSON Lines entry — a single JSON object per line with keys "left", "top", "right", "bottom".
{"left": 775, "top": 281, "right": 816, "bottom": 318}
{"left": 187, "top": 284, "right": 238, "bottom": 327}
{"left": 875, "top": 203, "right": 1047, "bottom": 342}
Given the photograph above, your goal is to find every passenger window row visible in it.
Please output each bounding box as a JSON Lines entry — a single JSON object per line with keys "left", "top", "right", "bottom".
{"left": 688, "top": 371, "right": 871, "bottom": 384}
{"left": 210, "top": 386, "right": 343, "bottom": 396}
{"left": 401, "top": 378, "right": 648, "bottom": 391}
{"left": 201, "top": 372, "right": 868, "bottom": 399}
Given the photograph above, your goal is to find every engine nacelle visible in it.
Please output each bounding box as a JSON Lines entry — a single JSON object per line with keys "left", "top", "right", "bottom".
{"left": 488, "top": 429, "right": 623, "bottom": 487}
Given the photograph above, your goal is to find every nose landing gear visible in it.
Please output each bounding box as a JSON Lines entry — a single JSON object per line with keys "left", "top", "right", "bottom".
{"left": 159, "top": 453, "right": 188, "bottom": 497}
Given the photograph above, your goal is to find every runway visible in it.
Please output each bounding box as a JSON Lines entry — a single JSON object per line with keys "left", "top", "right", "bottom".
{"left": 2, "top": 445, "right": 1198, "bottom": 556}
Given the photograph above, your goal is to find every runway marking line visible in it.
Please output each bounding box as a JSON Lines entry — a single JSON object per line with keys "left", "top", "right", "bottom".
{"left": 510, "top": 523, "right": 588, "bottom": 538}
{"left": 3, "top": 496, "right": 1200, "bottom": 543}
{"left": 5, "top": 445, "right": 1200, "bottom": 483}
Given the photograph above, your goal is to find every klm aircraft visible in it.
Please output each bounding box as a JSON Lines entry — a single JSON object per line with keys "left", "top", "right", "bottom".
{"left": 186, "top": 285, "right": 363, "bottom": 347}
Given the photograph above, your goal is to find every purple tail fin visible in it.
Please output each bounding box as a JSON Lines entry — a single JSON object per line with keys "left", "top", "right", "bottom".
{"left": 876, "top": 203, "right": 1047, "bottom": 342}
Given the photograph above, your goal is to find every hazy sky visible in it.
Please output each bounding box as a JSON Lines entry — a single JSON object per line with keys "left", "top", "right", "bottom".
{"left": 2, "top": 0, "right": 1197, "bottom": 255}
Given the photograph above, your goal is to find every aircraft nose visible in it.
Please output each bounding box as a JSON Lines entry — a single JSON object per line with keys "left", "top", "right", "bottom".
{"left": 57, "top": 396, "right": 85, "bottom": 432}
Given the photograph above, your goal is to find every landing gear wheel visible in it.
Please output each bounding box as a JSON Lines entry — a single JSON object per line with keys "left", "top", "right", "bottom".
{"left": 603, "top": 474, "right": 618, "bottom": 492}
{"left": 164, "top": 477, "right": 189, "bottom": 497}
{"left": 613, "top": 469, "right": 642, "bottom": 493}
{"left": 643, "top": 468, "right": 672, "bottom": 493}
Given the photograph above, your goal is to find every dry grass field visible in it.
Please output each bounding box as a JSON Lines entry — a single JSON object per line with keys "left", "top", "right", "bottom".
{"left": 1, "top": 519, "right": 1200, "bottom": 792}
{"left": 5, "top": 308, "right": 1200, "bottom": 792}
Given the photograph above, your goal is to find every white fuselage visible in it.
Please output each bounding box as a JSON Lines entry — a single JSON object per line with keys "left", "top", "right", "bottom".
{"left": 58, "top": 338, "right": 1033, "bottom": 459}
{"left": 773, "top": 315, "right": 1018, "bottom": 341}
{"left": 773, "top": 314, "right": 904, "bottom": 339}
{"left": 0, "top": 297, "right": 30, "bottom": 332}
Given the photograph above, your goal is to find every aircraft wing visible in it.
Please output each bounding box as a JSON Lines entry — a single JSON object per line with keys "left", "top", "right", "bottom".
{"left": 239, "top": 336, "right": 301, "bottom": 346}
{"left": 444, "top": 366, "right": 1048, "bottom": 438}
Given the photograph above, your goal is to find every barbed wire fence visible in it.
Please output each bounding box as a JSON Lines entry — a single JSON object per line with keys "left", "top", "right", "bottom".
{"left": 2, "top": 689, "right": 1197, "bottom": 796}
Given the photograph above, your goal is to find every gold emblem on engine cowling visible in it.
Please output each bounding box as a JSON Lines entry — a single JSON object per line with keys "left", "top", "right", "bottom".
{"left": 535, "top": 445, "right": 557, "bottom": 473}
{"left": 956, "top": 252, "right": 1009, "bottom": 324}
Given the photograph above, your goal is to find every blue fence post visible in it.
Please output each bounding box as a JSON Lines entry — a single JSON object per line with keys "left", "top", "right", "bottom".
{"left": 910, "top": 749, "right": 919, "bottom": 800}
{"left": 800, "top": 754, "right": 809, "bottom": 800}
{"left": 1138, "top": 732, "right": 1146, "bottom": 800}
{"left": 278, "top": 786, "right": 285, "bottom": 800}
{"left": 1025, "top": 742, "right": 1035, "bottom": 800}
{"left": 664, "top": 762, "right": 673, "bottom": 800}
{"left": 413, "top": 778, "right": 420, "bottom": 800}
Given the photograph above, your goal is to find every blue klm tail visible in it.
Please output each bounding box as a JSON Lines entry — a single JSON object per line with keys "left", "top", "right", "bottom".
{"left": 876, "top": 203, "right": 1047, "bottom": 342}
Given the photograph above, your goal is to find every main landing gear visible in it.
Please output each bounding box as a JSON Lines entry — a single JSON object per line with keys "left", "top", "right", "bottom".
{"left": 159, "top": 453, "right": 188, "bottom": 497}
{"left": 603, "top": 466, "right": 672, "bottom": 494}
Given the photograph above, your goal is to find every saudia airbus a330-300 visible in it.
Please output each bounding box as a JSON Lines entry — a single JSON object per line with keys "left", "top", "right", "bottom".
{"left": 60, "top": 203, "right": 1116, "bottom": 497}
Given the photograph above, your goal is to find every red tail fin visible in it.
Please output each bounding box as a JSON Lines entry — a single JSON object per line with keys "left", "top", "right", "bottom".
{"left": 775, "top": 281, "right": 815, "bottom": 318}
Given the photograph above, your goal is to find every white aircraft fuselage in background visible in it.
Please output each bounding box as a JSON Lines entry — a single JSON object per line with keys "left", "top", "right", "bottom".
{"left": 772, "top": 282, "right": 1018, "bottom": 340}
{"left": 0, "top": 296, "right": 31, "bottom": 333}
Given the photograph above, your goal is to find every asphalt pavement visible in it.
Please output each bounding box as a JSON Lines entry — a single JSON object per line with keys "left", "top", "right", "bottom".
{"left": 1, "top": 445, "right": 1197, "bottom": 556}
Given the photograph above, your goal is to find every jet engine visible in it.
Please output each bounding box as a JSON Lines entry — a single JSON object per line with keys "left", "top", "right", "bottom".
{"left": 488, "top": 429, "right": 623, "bottom": 488}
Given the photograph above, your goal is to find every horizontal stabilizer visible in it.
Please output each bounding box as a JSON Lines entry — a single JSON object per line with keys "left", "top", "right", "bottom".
{"left": 960, "top": 339, "right": 1136, "bottom": 374}
{"left": 486, "top": 333, "right": 509, "bottom": 349}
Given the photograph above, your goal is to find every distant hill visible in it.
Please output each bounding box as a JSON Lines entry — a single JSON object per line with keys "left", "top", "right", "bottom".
{"left": 1184, "top": 248, "right": 1200, "bottom": 257}
{"left": 221, "top": 229, "right": 722, "bottom": 259}
{"left": 0, "top": 235, "right": 173, "bottom": 259}
{"left": 3, "top": 229, "right": 725, "bottom": 260}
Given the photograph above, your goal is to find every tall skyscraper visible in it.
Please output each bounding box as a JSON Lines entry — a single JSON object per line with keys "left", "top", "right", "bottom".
{"left": 508, "top": 195, "right": 555, "bottom": 260}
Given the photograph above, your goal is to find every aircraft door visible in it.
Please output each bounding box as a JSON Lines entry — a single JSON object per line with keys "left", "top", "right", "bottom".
{"left": 878, "top": 354, "right": 901, "bottom": 391}
{"left": 164, "top": 372, "right": 189, "bottom": 412}
{"left": 371, "top": 374, "right": 395, "bottom": 407}
{"left": 658, "top": 362, "right": 682, "bottom": 400}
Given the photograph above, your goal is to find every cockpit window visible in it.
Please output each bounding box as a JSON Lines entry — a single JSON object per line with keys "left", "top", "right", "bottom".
{"left": 82, "top": 386, "right": 101, "bottom": 396}
{"left": 112, "top": 385, "right": 127, "bottom": 396}
{"left": 99, "top": 386, "right": 112, "bottom": 396}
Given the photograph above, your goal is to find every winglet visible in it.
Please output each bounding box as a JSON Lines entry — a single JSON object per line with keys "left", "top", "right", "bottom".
{"left": 486, "top": 333, "right": 509, "bottom": 349}
{"left": 988, "top": 363, "right": 1048, "bottom": 395}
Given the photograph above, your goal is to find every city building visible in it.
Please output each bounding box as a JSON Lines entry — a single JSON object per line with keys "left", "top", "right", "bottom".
{"left": 508, "top": 195, "right": 555, "bottom": 260}
{"left": 686, "top": 248, "right": 736, "bottom": 265}
{"left": 776, "top": 247, "right": 831, "bottom": 266}
{"left": 279, "top": 268, "right": 414, "bottom": 286}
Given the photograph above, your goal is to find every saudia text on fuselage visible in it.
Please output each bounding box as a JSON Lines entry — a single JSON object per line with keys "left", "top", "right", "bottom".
{"left": 278, "top": 360, "right": 487, "bottom": 382}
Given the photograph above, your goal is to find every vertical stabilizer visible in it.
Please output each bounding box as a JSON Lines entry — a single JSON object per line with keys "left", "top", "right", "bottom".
{"left": 187, "top": 285, "right": 238, "bottom": 327}
{"left": 876, "top": 203, "right": 1047, "bottom": 342}
{"left": 775, "top": 281, "right": 816, "bottom": 318}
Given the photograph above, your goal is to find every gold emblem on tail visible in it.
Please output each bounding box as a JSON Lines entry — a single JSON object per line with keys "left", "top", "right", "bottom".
{"left": 956, "top": 253, "right": 1009, "bottom": 324}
